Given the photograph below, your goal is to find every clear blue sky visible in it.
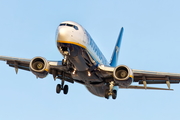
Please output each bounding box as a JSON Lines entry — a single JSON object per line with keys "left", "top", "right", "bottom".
{"left": 0, "top": 0, "right": 180, "bottom": 120}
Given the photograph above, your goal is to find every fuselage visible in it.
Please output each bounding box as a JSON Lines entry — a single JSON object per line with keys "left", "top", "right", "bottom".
{"left": 56, "top": 21, "right": 109, "bottom": 67}
{"left": 55, "top": 21, "right": 110, "bottom": 97}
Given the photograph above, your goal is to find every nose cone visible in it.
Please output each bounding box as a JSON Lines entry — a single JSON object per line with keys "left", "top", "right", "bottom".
{"left": 56, "top": 27, "right": 70, "bottom": 42}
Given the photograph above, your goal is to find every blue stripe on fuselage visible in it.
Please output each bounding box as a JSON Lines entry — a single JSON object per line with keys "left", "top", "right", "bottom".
{"left": 85, "top": 30, "right": 109, "bottom": 66}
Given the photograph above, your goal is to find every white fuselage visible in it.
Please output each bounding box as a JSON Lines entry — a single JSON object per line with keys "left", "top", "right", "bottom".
{"left": 56, "top": 21, "right": 109, "bottom": 66}
{"left": 55, "top": 21, "right": 111, "bottom": 97}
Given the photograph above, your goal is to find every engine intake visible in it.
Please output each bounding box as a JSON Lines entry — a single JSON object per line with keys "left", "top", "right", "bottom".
{"left": 29, "top": 57, "right": 49, "bottom": 78}
{"left": 113, "top": 65, "right": 133, "bottom": 87}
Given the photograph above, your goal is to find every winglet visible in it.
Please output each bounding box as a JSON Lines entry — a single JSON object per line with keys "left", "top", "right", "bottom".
{"left": 110, "top": 27, "right": 124, "bottom": 67}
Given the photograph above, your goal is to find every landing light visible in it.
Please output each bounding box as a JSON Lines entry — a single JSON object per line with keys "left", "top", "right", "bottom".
{"left": 88, "top": 71, "right": 91, "bottom": 76}
{"left": 72, "top": 69, "right": 76, "bottom": 75}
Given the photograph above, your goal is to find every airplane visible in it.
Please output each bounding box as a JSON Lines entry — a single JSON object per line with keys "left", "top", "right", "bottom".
{"left": 1, "top": 21, "right": 180, "bottom": 99}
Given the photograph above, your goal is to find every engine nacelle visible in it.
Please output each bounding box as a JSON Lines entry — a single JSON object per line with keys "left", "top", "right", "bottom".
{"left": 29, "top": 57, "right": 49, "bottom": 78}
{"left": 113, "top": 65, "right": 133, "bottom": 87}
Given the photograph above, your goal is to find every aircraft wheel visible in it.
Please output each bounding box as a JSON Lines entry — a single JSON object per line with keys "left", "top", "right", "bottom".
{"left": 63, "top": 85, "right": 69, "bottom": 95}
{"left": 112, "top": 90, "right": 117, "bottom": 99}
{"left": 105, "top": 89, "right": 109, "bottom": 99}
{"left": 56, "top": 84, "right": 61, "bottom": 94}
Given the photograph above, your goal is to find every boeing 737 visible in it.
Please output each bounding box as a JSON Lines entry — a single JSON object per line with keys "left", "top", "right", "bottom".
{"left": 1, "top": 21, "right": 180, "bottom": 99}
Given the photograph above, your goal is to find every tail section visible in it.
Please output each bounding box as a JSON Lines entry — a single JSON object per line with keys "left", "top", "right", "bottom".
{"left": 110, "top": 27, "right": 124, "bottom": 67}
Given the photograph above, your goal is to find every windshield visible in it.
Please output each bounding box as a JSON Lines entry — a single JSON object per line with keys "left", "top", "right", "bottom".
{"left": 59, "top": 23, "right": 78, "bottom": 30}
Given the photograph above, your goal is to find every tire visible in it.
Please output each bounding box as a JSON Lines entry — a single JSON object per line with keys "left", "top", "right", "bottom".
{"left": 112, "top": 90, "right": 117, "bottom": 99}
{"left": 63, "top": 85, "right": 69, "bottom": 95}
{"left": 56, "top": 84, "right": 61, "bottom": 94}
{"left": 105, "top": 89, "right": 109, "bottom": 99}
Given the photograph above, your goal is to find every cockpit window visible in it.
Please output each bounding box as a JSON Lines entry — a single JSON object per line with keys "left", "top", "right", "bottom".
{"left": 59, "top": 23, "right": 66, "bottom": 26}
{"left": 59, "top": 23, "right": 78, "bottom": 30}
{"left": 74, "top": 25, "right": 78, "bottom": 30}
{"left": 66, "top": 24, "right": 73, "bottom": 27}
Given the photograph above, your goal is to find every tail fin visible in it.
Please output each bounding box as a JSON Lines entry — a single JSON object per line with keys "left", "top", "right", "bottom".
{"left": 110, "top": 27, "right": 124, "bottom": 67}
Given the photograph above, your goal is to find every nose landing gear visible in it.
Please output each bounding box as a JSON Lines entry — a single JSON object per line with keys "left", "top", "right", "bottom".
{"left": 62, "top": 50, "right": 69, "bottom": 66}
{"left": 56, "top": 72, "right": 69, "bottom": 95}
{"left": 56, "top": 49, "right": 70, "bottom": 95}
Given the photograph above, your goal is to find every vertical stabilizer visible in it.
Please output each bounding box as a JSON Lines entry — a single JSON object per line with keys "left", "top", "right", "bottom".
{"left": 110, "top": 27, "right": 124, "bottom": 67}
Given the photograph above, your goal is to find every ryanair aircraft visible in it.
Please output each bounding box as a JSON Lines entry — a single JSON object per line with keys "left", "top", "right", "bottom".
{"left": 1, "top": 21, "right": 180, "bottom": 99}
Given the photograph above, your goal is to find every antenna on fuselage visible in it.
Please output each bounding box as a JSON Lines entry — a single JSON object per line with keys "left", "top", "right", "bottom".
{"left": 110, "top": 27, "right": 124, "bottom": 67}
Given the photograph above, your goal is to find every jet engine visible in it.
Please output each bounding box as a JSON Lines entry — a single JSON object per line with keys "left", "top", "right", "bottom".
{"left": 29, "top": 57, "right": 49, "bottom": 78}
{"left": 113, "top": 65, "right": 133, "bottom": 87}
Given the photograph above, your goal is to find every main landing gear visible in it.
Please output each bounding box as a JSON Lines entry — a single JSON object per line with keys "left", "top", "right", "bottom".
{"left": 56, "top": 83, "right": 69, "bottom": 94}
{"left": 104, "top": 81, "right": 117, "bottom": 100}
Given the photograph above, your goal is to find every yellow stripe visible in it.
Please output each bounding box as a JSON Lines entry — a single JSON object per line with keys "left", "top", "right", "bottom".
{"left": 57, "top": 40, "right": 86, "bottom": 49}
{"left": 130, "top": 75, "right": 134, "bottom": 79}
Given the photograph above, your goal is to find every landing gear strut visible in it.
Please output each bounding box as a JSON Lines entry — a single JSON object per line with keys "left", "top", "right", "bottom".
{"left": 62, "top": 57, "right": 67, "bottom": 66}
{"left": 104, "top": 81, "right": 117, "bottom": 99}
{"left": 56, "top": 72, "right": 69, "bottom": 95}
{"left": 56, "top": 49, "right": 70, "bottom": 95}
{"left": 62, "top": 51, "right": 69, "bottom": 66}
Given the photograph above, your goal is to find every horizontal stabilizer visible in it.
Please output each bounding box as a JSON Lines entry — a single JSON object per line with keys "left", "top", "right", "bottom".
{"left": 120, "top": 85, "right": 173, "bottom": 91}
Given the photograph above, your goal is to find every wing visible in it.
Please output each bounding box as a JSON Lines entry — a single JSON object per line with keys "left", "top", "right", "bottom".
{"left": 97, "top": 64, "right": 180, "bottom": 90}
{"left": 0, "top": 56, "right": 74, "bottom": 83}
{"left": 133, "top": 69, "right": 180, "bottom": 89}
{"left": 0, "top": 56, "right": 31, "bottom": 71}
